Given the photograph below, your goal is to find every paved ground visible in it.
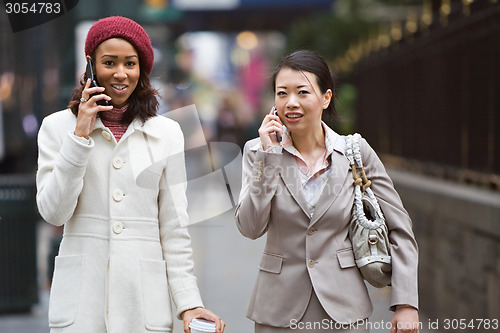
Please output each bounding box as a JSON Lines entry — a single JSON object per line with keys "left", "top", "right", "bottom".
{"left": 0, "top": 209, "right": 434, "bottom": 333}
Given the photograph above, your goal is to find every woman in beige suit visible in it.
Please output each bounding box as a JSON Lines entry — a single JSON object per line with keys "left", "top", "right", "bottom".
{"left": 235, "top": 50, "right": 419, "bottom": 332}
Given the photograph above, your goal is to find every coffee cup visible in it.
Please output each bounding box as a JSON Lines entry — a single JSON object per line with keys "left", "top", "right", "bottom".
{"left": 189, "top": 318, "right": 216, "bottom": 333}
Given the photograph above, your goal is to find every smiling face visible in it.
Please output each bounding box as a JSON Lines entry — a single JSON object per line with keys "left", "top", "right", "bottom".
{"left": 274, "top": 67, "right": 332, "bottom": 135}
{"left": 92, "top": 38, "right": 140, "bottom": 108}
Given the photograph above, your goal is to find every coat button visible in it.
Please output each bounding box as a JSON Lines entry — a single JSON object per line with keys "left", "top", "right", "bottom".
{"left": 308, "top": 260, "right": 315, "bottom": 268}
{"left": 113, "top": 156, "right": 124, "bottom": 169}
{"left": 112, "top": 189, "right": 124, "bottom": 202}
{"left": 307, "top": 228, "right": 316, "bottom": 235}
{"left": 101, "top": 130, "right": 112, "bottom": 141}
{"left": 112, "top": 222, "right": 123, "bottom": 234}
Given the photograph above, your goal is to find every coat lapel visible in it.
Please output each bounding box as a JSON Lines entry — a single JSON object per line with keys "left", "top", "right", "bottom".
{"left": 309, "top": 139, "right": 351, "bottom": 227}
{"left": 279, "top": 152, "right": 311, "bottom": 218}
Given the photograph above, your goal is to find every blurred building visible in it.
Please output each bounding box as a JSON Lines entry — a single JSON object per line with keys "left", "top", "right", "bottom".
{"left": 0, "top": 0, "right": 336, "bottom": 173}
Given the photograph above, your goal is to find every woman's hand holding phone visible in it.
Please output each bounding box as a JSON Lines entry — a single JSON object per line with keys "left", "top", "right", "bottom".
{"left": 86, "top": 58, "right": 110, "bottom": 107}
{"left": 74, "top": 78, "right": 113, "bottom": 139}
{"left": 258, "top": 106, "right": 283, "bottom": 151}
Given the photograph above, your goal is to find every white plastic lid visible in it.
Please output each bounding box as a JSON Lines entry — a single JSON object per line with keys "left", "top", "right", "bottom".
{"left": 189, "top": 318, "right": 216, "bottom": 332}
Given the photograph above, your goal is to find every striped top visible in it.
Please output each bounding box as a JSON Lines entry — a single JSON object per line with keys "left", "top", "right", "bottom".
{"left": 100, "top": 104, "right": 130, "bottom": 142}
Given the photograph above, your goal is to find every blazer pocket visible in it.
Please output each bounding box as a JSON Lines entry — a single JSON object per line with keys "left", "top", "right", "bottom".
{"left": 258, "top": 251, "right": 284, "bottom": 274}
{"left": 49, "top": 254, "right": 84, "bottom": 328}
{"left": 337, "top": 248, "right": 356, "bottom": 269}
{"left": 140, "top": 259, "right": 173, "bottom": 331}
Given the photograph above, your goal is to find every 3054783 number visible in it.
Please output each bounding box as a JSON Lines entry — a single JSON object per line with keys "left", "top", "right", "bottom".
{"left": 443, "top": 318, "right": 499, "bottom": 330}
{"left": 5, "top": 2, "right": 61, "bottom": 14}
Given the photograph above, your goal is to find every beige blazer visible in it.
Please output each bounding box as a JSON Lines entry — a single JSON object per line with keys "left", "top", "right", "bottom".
{"left": 235, "top": 131, "right": 418, "bottom": 327}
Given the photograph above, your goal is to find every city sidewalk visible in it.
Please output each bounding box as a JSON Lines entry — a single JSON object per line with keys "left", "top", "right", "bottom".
{"left": 0, "top": 290, "right": 49, "bottom": 333}
{"left": 1, "top": 210, "right": 433, "bottom": 333}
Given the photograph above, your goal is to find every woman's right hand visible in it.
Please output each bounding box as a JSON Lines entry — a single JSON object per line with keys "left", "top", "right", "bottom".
{"left": 258, "top": 107, "right": 283, "bottom": 150}
{"left": 74, "top": 79, "right": 113, "bottom": 139}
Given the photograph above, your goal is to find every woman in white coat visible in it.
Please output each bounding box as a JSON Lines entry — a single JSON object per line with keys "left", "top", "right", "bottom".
{"left": 36, "top": 16, "right": 225, "bottom": 333}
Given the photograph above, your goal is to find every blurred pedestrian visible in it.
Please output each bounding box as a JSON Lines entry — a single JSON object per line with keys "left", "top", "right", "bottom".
{"left": 235, "top": 50, "right": 419, "bottom": 333}
{"left": 36, "top": 16, "right": 225, "bottom": 333}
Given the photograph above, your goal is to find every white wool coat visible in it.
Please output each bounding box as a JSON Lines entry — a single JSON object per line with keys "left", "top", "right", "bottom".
{"left": 36, "top": 109, "right": 203, "bottom": 332}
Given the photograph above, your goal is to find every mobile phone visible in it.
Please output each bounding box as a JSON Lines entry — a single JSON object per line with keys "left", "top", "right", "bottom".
{"left": 272, "top": 106, "right": 282, "bottom": 143}
{"left": 85, "top": 59, "right": 109, "bottom": 106}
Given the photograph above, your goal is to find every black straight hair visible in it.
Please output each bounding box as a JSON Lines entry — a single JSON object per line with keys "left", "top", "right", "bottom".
{"left": 272, "top": 50, "right": 339, "bottom": 128}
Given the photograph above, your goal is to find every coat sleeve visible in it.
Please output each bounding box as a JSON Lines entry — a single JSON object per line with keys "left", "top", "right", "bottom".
{"left": 36, "top": 114, "right": 94, "bottom": 226}
{"left": 360, "top": 138, "right": 419, "bottom": 311}
{"left": 234, "top": 140, "right": 283, "bottom": 240}
{"left": 157, "top": 122, "right": 204, "bottom": 319}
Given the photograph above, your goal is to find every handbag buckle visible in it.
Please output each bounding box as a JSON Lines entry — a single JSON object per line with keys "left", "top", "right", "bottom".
{"left": 368, "top": 234, "right": 379, "bottom": 245}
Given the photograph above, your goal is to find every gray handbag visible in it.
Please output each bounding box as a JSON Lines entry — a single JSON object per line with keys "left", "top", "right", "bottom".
{"left": 345, "top": 134, "right": 392, "bottom": 288}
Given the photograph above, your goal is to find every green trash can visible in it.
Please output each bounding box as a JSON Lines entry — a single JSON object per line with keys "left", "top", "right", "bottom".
{"left": 0, "top": 173, "right": 38, "bottom": 313}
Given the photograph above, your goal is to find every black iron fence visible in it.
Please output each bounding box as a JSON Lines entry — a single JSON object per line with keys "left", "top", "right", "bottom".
{"left": 348, "top": 0, "right": 499, "bottom": 189}
{"left": 0, "top": 174, "right": 38, "bottom": 313}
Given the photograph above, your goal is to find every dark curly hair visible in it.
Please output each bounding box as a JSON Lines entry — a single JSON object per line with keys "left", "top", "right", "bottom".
{"left": 67, "top": 56, "right": 158, "bottom": 124}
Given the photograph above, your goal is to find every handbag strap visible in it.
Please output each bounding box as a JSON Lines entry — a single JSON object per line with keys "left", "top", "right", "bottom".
{"left": 346, "top": 133, "right": 386, "bottom": 227}
{"left": 346, "top": 133, "right": 371, "bottom": 192}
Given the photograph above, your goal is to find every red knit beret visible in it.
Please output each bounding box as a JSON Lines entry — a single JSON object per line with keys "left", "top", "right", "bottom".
{"left": 85, "top": 16, "right": 154, "bottom": 74}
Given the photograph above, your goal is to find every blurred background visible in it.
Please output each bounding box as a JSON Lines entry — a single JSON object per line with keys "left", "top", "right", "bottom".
{"left": 0, "top": 0, "right": 499, "bottom": 332}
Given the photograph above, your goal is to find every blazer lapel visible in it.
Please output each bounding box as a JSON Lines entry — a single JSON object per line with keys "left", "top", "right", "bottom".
{"left": 279, "top": 152, "right": 311, "bottom": 218}
{"left": 309, "top": 145, "right": 351, "bottom": 227}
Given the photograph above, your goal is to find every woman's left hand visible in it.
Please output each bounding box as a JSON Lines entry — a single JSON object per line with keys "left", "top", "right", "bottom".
{"left": 182, "top": 307, "right": 225, "bottom": 333}
{"left": 390, "top": 305, "right": 419, "bottom": 333}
